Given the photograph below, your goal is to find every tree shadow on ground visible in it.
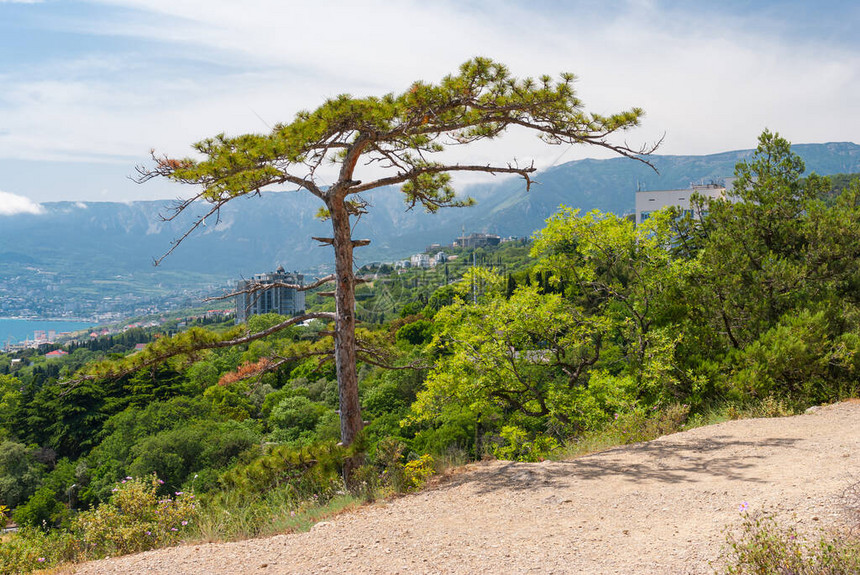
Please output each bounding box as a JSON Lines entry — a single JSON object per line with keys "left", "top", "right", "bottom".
{"left": 436, "top": 435, "right": 801, "bottom": 495}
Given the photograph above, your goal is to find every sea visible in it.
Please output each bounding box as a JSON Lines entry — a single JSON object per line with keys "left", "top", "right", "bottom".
{"left": 0, "top": 318, "right": 95, "bottom": 347}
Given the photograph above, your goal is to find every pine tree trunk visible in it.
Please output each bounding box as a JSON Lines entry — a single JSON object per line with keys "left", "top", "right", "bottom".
{"left": 327, "top": 197, "right": 365, "bottom": 488}
{"left": 328, "top": 198, "right": 364, "bottom": 448}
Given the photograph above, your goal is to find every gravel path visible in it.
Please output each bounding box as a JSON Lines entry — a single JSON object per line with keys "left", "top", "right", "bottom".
{"left": 70, "top": 401, "right": 860, "bottom": 574}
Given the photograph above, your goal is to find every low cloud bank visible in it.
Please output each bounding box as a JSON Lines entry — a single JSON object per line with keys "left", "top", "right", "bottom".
{"left": 0, "top": 191, "right": 44, "bottom": 215}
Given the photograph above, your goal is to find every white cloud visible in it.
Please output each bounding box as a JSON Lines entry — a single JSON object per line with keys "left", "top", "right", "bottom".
{"left": 0, "top": 190, "right": 44, "bottom": 215}
{"left": 1, "top": 1, "right": 859, "bottom": 201}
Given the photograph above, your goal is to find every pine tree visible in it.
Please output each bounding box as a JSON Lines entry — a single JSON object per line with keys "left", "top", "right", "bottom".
{"left": 133, "top": 57, "right": 655, "bottom": 455}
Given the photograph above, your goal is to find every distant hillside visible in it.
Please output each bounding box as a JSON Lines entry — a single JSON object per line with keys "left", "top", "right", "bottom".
{"left": 452, "top": 141, "right": 860, "bottom": 238}
{"left": 1, "top": 142, "right": 858, "bottom": 302}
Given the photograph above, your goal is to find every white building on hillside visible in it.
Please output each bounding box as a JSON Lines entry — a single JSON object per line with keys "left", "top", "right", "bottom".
{"left": 411, "top": 253, "right": 431, "bottom": 269}
{"left": 635, "top": 180, "right": 734, "bottom": 225}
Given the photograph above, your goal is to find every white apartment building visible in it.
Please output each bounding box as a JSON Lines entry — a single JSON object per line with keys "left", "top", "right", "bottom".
{"left": 410, "top": 253, "right": 431, "bottom": 269}
{"left": 635, "top": 180, "right": 734, "bottom": 225}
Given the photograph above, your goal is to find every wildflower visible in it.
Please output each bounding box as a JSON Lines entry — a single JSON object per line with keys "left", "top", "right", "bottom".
{"left": 175, "top": 491, "right": 183, "bottom": 495}
{"left": 290, "top": 511, "right": 296, "bottom": 517}
{"left": 171, "top": 527, "right": 178, "bottom": 531}
{"left": 126, "top": 476, "right": 132, "bottom": 480}
{"left": 145, "top": 531, "right": 151, "bottom": 536}
{"left": 37, "top": 558, "right": 45, "bottom": 563}
{"left": 112, "top": 488, "right": 119, "bottom": 492}
{"left": 739, "top": 501, "right": 749, "bottom": 512}
{"left": 181, "top": 520, "right": 188, "bottom": 526}
{"left": 158, "top": 479, "right": 164, "bottom": 485}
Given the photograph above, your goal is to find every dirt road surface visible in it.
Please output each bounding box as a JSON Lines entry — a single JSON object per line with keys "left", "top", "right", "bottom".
{"left": 70, "top": 401, "right": 860, "bottom": 574}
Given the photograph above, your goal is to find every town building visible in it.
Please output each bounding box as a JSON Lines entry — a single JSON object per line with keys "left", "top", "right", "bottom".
{"left": 235, "top": 266, "right": 305, "bottom": 324}
{"left": 410, "top": 253, "right": 431, "bottom": 269}
{"left": 635, "top": 180, "right": 734, "bottom": 225}
{"left": 454, "top": 232, "right": 502, "bottom": 248}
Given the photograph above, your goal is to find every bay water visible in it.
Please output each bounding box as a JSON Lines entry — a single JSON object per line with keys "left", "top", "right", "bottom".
{"left": 0, "top": 318, "right": 94, "bottom": 346}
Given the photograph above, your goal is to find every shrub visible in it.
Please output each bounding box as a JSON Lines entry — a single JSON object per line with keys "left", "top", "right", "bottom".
{"left": 730, "top": 309, "right": 860, "bottom": 404}
{"left": 0, "top": 526, "right": 79, "bottom": 574}
{"left": 362, "top": 380, "right": 406, "bottom": 415}
{"left": 372, "top": 438, "right": 407, "bottom": 492}
{"left": 722, "top": 512, "right": 860, "bottom": 574}
{"left": 12, "top": 486, "right": 68, "bottom": 529}
{"left": 203, "top": 382, "right": 255, "bottom": 421}
{"left": 395, "top": 320, "right": 433, "bottom": 346}
{"left": 0, "top": 475, "right": 195, "bottom": 573}
{"left": 0, "top": 440, "right": 44, "bottom": 509}
{"left": 353, "top": 440, "right": 441, "bottom": 498}
{"left": 410, "top": 409, "right": 475, "bottom": 456}
{"left": 219, "top": 441, "right": 344, "bottom": 500}
{"left": 126, "top": 420, "right": 259, "bottom": 491}
{"left": 402, "top": 454, "right": 435, "bottom": 492}
{"left": 268, "top": 396, "right": 328, "bottom": 441}
{"left": 493, "top": 425, "right": 559, "bottom": 462}
{"left": 74, "top": 475, "right": 197, "bottom": 558}
{"left": 611, "top": 403, "right": 690, "bottom": 444}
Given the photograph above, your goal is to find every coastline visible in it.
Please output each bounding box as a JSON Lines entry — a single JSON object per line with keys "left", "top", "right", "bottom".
{"left": 0, "top": 316, "right": 96, "bottom": 323}
{"left": 0, "top": 318, "right": 97, "bottom": 349}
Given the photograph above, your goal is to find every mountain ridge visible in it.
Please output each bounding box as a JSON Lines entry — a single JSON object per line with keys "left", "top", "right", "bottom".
{"left": 1, "top": 142, "right": 858, "bottom": 316}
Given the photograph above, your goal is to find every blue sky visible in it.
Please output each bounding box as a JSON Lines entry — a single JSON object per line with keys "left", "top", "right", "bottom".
{"left": 1, "top": 0, "right": 858, "bottom": 210}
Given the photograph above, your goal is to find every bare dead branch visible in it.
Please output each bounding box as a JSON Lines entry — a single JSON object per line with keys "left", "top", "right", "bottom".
{"left": 153, "top": 198, "right": 232, "bottom": 266}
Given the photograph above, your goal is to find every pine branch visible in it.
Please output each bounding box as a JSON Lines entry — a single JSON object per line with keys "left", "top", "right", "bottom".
{"left": 62, "top": 312, "right": 336, "bottom": 388}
